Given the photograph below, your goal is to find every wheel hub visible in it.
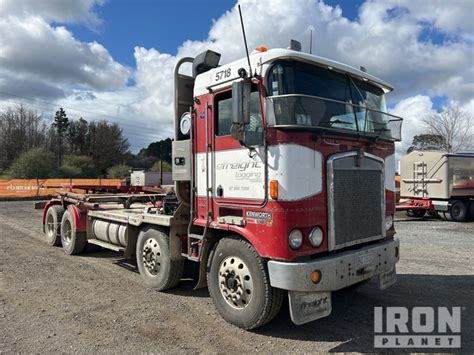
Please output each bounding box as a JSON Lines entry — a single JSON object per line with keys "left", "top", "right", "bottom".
{"left": 218, "top": 256, "right": 253, "bottom": 309}
{"left": 142, "top": 238, "right": 161, "bottom": 276}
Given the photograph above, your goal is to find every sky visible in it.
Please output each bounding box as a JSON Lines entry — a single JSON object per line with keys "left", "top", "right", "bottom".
{"left": 0, "top": 0, "right": 473, "bottom": 156}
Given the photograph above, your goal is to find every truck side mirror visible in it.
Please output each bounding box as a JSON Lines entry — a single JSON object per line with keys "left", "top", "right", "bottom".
{"left": 232, "top": 80, "right": 251, "bottom": 125}
{"left": 231, "top": 80, "right": 251, "bottom": 144}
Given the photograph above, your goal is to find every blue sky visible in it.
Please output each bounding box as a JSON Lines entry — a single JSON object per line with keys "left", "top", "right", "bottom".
{"left": 69, "top": 0, "right": 238, "bottom": 68}
{"left": 0, "top": 0, "right": 472, "bottom": 155}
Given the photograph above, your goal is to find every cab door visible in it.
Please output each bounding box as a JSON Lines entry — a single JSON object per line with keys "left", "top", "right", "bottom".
{"left": 212, "top": 87, "right": 265, "bottom": 206}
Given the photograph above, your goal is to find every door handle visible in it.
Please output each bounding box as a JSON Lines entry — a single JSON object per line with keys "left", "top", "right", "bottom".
{"left": 216, "top": 185, "right": 224, "bottom": 197}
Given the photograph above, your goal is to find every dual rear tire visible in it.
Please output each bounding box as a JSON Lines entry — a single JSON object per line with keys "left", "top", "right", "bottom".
{"left": 43, "top": 206, "right": 87, "bottom": 254}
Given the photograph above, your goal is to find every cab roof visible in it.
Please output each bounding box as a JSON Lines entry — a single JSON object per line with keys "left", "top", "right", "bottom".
{"left": 194, "top": 48, "right": 394, "bottom": 96}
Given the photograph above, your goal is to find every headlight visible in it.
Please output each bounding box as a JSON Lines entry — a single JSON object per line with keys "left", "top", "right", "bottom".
{"left": 385, "top": 215, "right": 394, "bottom": 231}
{"left": 309, "top": 227, "right": 324, "bottom": 247}
{"left": 288, "top": 229, "right": 303, "bottom": 249}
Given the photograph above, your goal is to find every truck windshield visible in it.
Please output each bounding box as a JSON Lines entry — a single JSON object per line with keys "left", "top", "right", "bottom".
{"left": 266, "top": 61, "right": 402, "bottom": 141}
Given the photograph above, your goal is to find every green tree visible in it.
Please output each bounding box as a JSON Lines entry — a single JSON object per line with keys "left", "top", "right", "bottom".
{"left": 139, "top": 138, "right": 172, "bottom": 163}
{"left": 8, "top": 148, "right": 57, "bottom": 178}
{"left": 67, "top": 117, "right": 88, "bottom": 154}
{"left": 51, "top": 108, "right": 70, "bottom": 163}
{"left": 59, "top": 154, "right": 97, "bottom": 178}
{"left": 106, "top": 163, "right": 131, "bottom": 179}
{"left": 407, "top": 134, "right": 448, "bottom": 153}
{"left": 86, "top": 121, "right": 130, "bottom": 173}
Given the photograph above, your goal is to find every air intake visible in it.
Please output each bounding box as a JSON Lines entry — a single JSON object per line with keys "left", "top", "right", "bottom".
{"left": 288, "top": 39, "right": 302, "bottom": 52}
{"left": 193, "top": 50, "right": 221, "bottom": 77}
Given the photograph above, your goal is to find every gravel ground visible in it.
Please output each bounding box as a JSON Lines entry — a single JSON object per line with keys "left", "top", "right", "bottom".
{"left": 0, "top": 201, "right": 472, "bottom": 353}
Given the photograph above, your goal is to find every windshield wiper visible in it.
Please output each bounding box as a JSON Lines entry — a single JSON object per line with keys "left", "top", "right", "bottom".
{"left": 329, "top": 119, "right": 352, "bottom": 126}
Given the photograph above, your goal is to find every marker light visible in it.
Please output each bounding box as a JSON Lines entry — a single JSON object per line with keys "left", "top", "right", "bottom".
{"left": 255, "top": 46, "right": 268, "bottom": 52}
{"left": 269, "top": 180, "right": 278, "bottom": 200}
{"left": 385, "top": 215, "right": 394, "bottom": 231}
{"left": 311, "top": 270, "right": 322, "bottom": 284}
{"left": 288, "top": 229, "right": 303, "bottom": 249}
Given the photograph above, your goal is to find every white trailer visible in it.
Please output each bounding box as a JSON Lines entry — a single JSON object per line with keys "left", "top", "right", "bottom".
{"left": 400, "top": 151, "right": 474, "bottom": 221}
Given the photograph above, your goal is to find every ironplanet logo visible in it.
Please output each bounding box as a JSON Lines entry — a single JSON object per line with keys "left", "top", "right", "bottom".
{"left": 374, "top": 306, "right": 462, "bottom": 348}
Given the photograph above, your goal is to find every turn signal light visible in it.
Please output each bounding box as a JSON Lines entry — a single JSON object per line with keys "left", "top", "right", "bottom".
{"left": 255, "top": 46, "right": 268, "bottom": 52}
{"left": 269, "top": 180, "right": 278, "bottom": 200}
{"left": 311, "top": 270, "right": 322, "bottom": 284}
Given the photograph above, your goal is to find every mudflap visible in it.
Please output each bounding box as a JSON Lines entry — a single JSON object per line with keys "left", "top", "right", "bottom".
{"left": 288, "top": 291, "right": 332, "bottom": 325}
{"left": 378, "top": 266, "right": 397, "bottom": 290}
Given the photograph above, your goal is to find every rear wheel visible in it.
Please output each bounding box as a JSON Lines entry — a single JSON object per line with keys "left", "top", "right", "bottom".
{"left": 207, "top": 238, "right": 283, "bottom": 330}
{"left": 44, "top": 205, "right": 65, "bottom": 246}
{"left": 136, "top": 227, "right": 184, "bottom": 291}
{"left": 449, "top": 200, "right": 468, "bottom": 222}
{"left": 60, "top": 210, "right": 87, "bottom": 255}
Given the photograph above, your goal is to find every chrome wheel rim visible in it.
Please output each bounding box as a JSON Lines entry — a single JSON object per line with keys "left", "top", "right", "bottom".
{"left": 46, "top": 213, "right": 56, "bottom": 240}
{"left": 218, "top": 256, "right": 253, "bottom": 309}
{"left": 142, "top": 238, "right": 162, "bottom": 276}
{"left": 62, "top": 219, "right": 72, "bottom": 246}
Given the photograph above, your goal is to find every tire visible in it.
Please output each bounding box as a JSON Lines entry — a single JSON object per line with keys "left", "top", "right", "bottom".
{"left": 60, "top": 210, "right": 87, "bottom": 255}
{"left": 136, "top": 227, "right": 184, "bottom": 291}
{"left": 449, "top": 200, "right": 468, "bottom": 222}
{"left": 468, "top": 201, "right": 474, "bottom": 221}
{"left": 207, "top": 237, "right": 284, "bottom": 330}
{"left": 44, "top": 205, "right": 65, "bottom": 246}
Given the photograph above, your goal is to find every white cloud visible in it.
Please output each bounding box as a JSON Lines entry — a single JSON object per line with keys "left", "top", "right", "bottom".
{"left": 0, "top": 0, "right": 105, "bottom": 27}
{"left": 390, "top": 95, "right": 436, "bottom": 158}
{"left": 0, "top": 0, "right": 472, "bottom": 152}
{"left": 0, "top": 16, "right": 129, "bottom": 94}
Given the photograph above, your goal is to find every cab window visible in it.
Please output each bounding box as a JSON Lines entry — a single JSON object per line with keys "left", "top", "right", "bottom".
{"left": 215, "top": 88, "right": 263, "bottom": 146}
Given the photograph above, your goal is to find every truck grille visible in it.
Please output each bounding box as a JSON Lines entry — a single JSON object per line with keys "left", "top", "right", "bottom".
{"left": 328, "top": 152, "right": 384, "bottom": 250}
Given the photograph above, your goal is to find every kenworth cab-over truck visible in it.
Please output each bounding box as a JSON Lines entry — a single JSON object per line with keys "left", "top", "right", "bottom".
{"left": 42, "top": 44, "right": 403, "bottom": 329}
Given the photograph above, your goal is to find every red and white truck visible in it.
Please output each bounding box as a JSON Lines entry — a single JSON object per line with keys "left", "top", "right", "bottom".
{"left": 42, "top": 43, "right": 403, "bottom": 329}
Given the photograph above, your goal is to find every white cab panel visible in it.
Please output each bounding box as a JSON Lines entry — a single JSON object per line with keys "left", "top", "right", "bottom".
{"left": 268, "top": 144, "right": 323, "bottom": 200}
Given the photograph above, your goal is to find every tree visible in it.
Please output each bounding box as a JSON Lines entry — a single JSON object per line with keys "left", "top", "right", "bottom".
{"left": 51, "top": 108, "right": 70, "bottom": 163}
{"left": 407, "top": 134, "right": 448, "bottom": 153}
{"left": 59, "top": 154, "right": 97, "bottom": 178}
{"left": 423, "top": 104, "right": 473, "bottom": 152}
{"left": 86, "top": 121, "right": 130, "bottom": 173}
{"left": 106, "top": 163, "right": 131, "bottom": 178}
{"left": 0, "top": 105, "right": 48, "bottom": 171}
{"left": 139, "top": 138, "right": 172, "bottom": 163}
{"left": 67, "top": 117, "right": 88, "bottom": 155}
{"left": 8, "top": 148, "right": 57, "bottom": 178}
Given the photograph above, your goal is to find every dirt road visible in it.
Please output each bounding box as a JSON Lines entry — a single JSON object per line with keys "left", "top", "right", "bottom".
{"left": 1, "top": 201, "right": 473, "bottom": 352}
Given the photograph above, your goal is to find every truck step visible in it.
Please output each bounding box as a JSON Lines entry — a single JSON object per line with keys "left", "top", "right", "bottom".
{"left": 87, "top": 239, "right": 125, "bottom": 252}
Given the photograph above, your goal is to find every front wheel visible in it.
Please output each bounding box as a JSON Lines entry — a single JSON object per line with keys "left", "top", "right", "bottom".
{"left": 207, "top": 238, "right": 283, "bottom": 330}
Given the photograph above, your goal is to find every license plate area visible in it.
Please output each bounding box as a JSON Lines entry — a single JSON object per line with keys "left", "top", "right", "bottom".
{"left": 378, "top": 267, "right": 397, "bottom": 290}
{"left": 288, "top": 291, "right": 332, "bottom": 325}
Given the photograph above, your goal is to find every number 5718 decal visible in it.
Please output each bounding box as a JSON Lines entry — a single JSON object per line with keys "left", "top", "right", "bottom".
{"left": 215, "top": 68, "right": 231, "bottom": 82}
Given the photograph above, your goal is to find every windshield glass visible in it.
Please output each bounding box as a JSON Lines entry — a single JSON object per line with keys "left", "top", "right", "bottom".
{"left": 266, "top": 61, "right": 402, "bottom": 141}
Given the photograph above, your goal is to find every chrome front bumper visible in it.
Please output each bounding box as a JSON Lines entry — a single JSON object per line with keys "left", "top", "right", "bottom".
{"left": 268, "top": 238, "right": 399, "bottom": 292}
